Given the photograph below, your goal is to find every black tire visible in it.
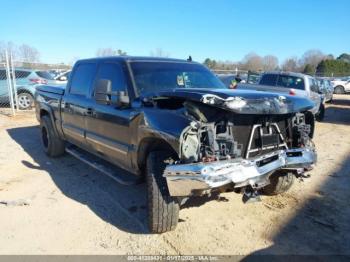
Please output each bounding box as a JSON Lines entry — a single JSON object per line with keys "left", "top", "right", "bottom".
{"left": 17, "top": 92, "right": 34, "bottom": 110}
{"left": 334, "top": 86, "right": 345, "bottom": 94}
{"left": 147, "top": 151, "right": 179, "bottom": 233}
{"left": 315, "top": 104, "right": 325, "bottom": 122}
{"left": 262, "top": 171, "right": 294, "bottom": 196}
{"left": 40, "top": 115, "right": 65, "bottom": 157}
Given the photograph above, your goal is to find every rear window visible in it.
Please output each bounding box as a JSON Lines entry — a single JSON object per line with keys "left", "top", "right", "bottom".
{"left": 259, "top": 74, "right": 278, "bottom": 86}
{"left": 69, "top": 63, "right": 97, "bottom": 96}
{"left": 36, "top": 71, "right": 54, "bottom": 80}
{"left": 276, "top": 75, "right": 305, "bottom": 90}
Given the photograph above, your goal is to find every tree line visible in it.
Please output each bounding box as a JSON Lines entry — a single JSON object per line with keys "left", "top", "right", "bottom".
{"left": 1, "top": 41, "right": 349, "bottom": 77}
{"left": 204, "top": 50, "right": 350, "bottom": 77}
{"left": 0, "top": 41, "right": 40, "bottom": 63}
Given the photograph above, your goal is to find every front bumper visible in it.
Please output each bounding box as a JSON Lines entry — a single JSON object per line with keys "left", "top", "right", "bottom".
{"left": 164, "top": 148, "right": 316, "bottom": 196}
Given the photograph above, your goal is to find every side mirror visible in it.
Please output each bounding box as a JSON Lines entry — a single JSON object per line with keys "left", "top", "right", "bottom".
{"left": 59, "top": 76, "right": 67, "bottom": 81}
{"left": 95, "top": 79, "right": 112, "bottom": 105}
{"left": 114, "top": 90, "right": 130, "bottom": 107}
{"left": 94, "top": 79, "right": 130, "bottom": 107}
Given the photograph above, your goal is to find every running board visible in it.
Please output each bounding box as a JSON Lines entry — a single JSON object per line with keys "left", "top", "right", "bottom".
{"left": 66, "top": 146, "right": 142, "bottom": 186}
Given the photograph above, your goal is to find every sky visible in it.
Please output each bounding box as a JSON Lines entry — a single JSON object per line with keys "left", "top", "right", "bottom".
{"left": 1, "top": 0, "right": 349, "bottom": 64}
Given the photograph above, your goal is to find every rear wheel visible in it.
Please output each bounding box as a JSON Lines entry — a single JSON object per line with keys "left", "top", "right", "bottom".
{"left": 263, "top": 171, "right": 294, "bottom": 195}
{"left": 40, "top": 115, "right": 65, "bottom": 157}
{"left": 334, "top": 86, "right": 345, "bottom": 94}
{"left": 17, "top": 92, "right": 34, "bottom": 110}
{"left": 147, "top": 151, "right": 179, "bottom": 233}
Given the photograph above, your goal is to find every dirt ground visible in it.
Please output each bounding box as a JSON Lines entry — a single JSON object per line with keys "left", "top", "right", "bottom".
{"left": 0, "top": 95, "right": 349, "bottom": 255}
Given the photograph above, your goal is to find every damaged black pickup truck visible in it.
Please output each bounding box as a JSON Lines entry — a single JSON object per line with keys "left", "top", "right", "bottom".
{"left": 35, "top": 56, "right": 317, "bottom": 233}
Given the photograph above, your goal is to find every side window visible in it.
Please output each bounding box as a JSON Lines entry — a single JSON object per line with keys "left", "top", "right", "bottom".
{"left": 15, "top": 70, "right": 31, "bottom": 79}
{"left": 70, "top": 63, "right": 97, "bottom": 96}
{"left": 309, "top": 78, "right": 318, "bottom": 93}
{"left": 0, "top": 70, "right": 7, "bottom": 80}
{"left": 94, "top": 62, "right": 127, "bottom": 94}
{"left": 259, "top": 74, "right": 278, "bottom": 86}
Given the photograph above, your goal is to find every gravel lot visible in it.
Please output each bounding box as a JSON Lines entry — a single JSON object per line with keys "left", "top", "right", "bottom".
{"left": 0, "top": 95, "right": 349, "bottom": 255}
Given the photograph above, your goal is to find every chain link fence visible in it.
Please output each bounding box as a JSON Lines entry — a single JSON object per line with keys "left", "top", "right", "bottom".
{"left": 0, "top": 51, "right": 71, "bottom": 116}
{"left": 0, "top": 51, "right": 17, "bottom": 116}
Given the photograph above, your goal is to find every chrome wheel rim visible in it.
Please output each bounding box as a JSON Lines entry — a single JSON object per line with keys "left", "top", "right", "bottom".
{"left": 18, "top": 94, "right": 32, "bottom": 109}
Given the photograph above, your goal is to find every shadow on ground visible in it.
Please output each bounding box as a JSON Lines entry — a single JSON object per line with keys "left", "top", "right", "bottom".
{"left": 7, "top": 126, "right": 226, "bottom": 234}
{"left": 322, "top": 97, "right": 350, "bottom": 125}
{"left": 8, "top": 126, "right": 150, "bottom": 234}
{"left": 243, "top": 100, "right": 350, "bottom": 256}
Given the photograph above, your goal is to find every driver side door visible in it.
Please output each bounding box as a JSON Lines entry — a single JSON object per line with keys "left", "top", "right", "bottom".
{"left": 85, "top": 61, "right": 135, "bottom": 171}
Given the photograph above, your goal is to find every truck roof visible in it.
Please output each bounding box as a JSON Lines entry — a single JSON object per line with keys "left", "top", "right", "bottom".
{"left": 76, "top": 56, "right": 195, "bottom": 64}
{"left": 263, "top": 71, "right": 310, "bottom": 78}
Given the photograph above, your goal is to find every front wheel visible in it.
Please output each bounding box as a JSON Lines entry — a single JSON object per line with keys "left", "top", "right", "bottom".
{"left": 17, "top": 92, "right": 34, "bottom": 110}
{"left": 262, "top": 171, "right": 294, "bottom": 195}
{"left": 147, "top": 151, "right": 179, "bottom": 233}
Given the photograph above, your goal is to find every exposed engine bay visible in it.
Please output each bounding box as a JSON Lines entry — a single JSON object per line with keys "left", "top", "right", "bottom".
{"left": 151, "top": 92, "right": 317, "bottom": 199}
{"left": 178, "top": 101, "right": 314, "bottom": 164}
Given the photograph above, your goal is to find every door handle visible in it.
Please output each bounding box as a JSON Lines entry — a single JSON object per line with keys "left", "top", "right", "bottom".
{"left": 85, "top": 108, "right": 97, "bottom": 117}
{"left": 85, "top": 108, "right": 93, "bottom": 116}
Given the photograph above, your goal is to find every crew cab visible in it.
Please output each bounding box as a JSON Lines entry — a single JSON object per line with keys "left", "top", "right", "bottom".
{"left": 35, "top": 57, "right": 317, "bottom": 233}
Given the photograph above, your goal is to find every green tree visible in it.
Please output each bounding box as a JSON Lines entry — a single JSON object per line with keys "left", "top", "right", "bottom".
{"left": 337, "top": 53, "right": 350, "bottom": 63}
{"left": 203, "top": 58, "right": 217, "bottom": 69}
{"left": 303, "top": 64, "right": 315, "bottom": 75}
{"left": 316, "top": 59, "right": 350, "bottom": 77}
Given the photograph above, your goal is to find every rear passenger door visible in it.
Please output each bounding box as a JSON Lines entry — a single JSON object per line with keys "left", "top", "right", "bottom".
{"left": 84, "top": 61, "right": 134, "bottom": 170}
{"left": 61, "top": 62, "right": 97, "bottom": 148}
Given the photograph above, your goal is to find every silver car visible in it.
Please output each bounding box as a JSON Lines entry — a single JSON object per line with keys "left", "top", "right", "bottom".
{"left": 237, "top": 71, "right": 324, "bottom": 121}
{"left": 316, "top": 78, "right": 334, "bottom": 103}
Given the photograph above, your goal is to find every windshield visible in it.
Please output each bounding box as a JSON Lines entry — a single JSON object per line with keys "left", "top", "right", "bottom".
{"left": 130, "top": 61, "right": 226, "bottom": 95}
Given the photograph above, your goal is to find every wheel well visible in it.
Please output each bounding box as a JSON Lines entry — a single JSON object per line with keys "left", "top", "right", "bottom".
{"left": 335, "top": 85, "right": 345, "bottom": 90}
{"left": 40, "top": 109, "right": 49, "bottom": 119}
{"left": 137, "top": 138, "right": 178, "bottom": 173}
{"left": 17, "top": 89, "right": 34, "bottom": 96}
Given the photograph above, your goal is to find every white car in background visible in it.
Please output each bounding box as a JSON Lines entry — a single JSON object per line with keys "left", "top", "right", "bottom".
{"left": 331, "top": 77, "right": 350, "bottom": 94}
{"left": 54, "top": 70, "right": 71, "bottom": 84}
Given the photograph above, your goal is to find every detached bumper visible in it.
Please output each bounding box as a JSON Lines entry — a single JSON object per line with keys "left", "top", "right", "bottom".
{"left": 164, "top": 148, "right": 316, "bottom": 196}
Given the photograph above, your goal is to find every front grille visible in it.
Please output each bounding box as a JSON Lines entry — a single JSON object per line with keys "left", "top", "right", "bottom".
{"left": 229, "top": 115, "right": 291, "bottom": 159}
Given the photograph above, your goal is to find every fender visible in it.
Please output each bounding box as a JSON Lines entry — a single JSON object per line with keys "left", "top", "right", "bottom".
{"left": 37, "top": 101, "right": 64, "bottom": 139}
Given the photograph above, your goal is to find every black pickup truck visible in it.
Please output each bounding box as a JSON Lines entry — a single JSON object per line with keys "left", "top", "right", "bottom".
{"left": 35, "top": 56, "right": 317, "bottom": 233}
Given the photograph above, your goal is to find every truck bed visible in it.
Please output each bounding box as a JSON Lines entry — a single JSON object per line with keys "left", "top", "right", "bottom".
{"left": 36, "top": 84, "right": 66, "bottom": 95}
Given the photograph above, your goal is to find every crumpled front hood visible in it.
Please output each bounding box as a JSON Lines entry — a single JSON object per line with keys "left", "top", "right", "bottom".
{"left": 153, "top": 88, "right": 315, "bottom": 114}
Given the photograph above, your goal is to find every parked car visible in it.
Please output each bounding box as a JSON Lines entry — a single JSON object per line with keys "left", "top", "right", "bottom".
{"left": 54, "top": 70, "right": 71, "bottom": 83}
{"left": 218, "top": 74, "right": 238, "bottom": 88}
{"left": 0, "top": 68, "right": 57, "bottom": 109}
{"left": 35, "top": 56, "right": 317, "bottom": 233}
{"left": 237, "top": 71, "right": 325, "bottom": 121}
{"left": 247, "top": 71, "right": 261, "bottom": 84}
{"left": 331, "top": 77, "right": 350, "bottom": 94}
{"left": 316, "top": 78, "right": 334, "bottom": 103}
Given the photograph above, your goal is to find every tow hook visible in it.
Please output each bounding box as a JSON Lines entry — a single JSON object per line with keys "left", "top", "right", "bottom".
{"left": 242, "top": 187, "right": 261, "bottom": 204}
